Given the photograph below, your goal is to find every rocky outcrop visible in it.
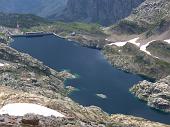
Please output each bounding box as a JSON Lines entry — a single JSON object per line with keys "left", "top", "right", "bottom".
{"left": 110, "top": 114, "right": 170, "bottom": 127}
{"left": 0, "top": 43, "right": 71, "bottom": 97}
{"left": 114, "top": 0, "right": 170, "bottom": 34}
{"left": 147, "top": 40, "right": 170, "bottom": 63}
{"left": 58, "top": 0, "right": 144, "bottom": 26}
{"left": 0, "top": 85, "right": 169, "bottom": 127}
{"left": 130, "top": 76, "right": 170, "bottom": 113}
{"left": 103, "top": 43, "right": 170, "bottom": 79}
{"left": 127, "top": 0, "right": 170, "bottom": 26}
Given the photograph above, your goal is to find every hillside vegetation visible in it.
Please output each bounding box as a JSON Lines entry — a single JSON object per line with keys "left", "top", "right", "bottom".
{"left": 0, "top": 12, "right": 49, "bottom": 28}
{"left": 0, "top": 0, "right": 67, "bottom": 18}
{"left": 28, "top": 22, "right": 104, "bottom": 35}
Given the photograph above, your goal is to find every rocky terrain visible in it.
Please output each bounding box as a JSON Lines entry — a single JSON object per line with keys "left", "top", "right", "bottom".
{"left": 103, "top": 42, "right": 170, "bottom": 79}
{"left": 0, "top": 0, "right": 170, "bottom": 126}
{"left": 147, "top": 40, "right": 170, "bottom": 63}
{"left": 0, "top": 43, "right": 71, "bottom": 97}
{"left": 0, "top": 26, "right": 22, "bottom": 44}
{"left": 130, "top": 75, "right": 170, "bottom": 113}
{"left": 102, "top": 0, "right": 170, "bottom": 113}
{"left": 0, "top": 85, "right": 169, "bottom": 127}
{"left": 112, "top": 0, "right": 170, "bottom": 36}
{"left": 27, "top": 22, "right": 109, "bottom": 49}
{"left": 0, "top": 35, "right": 169, "bottom": 126}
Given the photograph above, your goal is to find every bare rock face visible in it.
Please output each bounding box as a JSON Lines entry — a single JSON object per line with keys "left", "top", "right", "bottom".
{"left": 114, "top": 0, "right": 170, "bottom": 34}
{"left": 130, "top": 76, "right": 170, "bottom": 113}
{"left": 127, "top": 0, "right": 170, "bottom": 26}
{"left": 21, "top": 115, "right": 39, "bottom": 125}
{"left": 58, "top": 0, "right": 144, "bottom": 26}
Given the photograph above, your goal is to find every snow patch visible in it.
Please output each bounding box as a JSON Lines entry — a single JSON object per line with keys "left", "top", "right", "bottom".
{"left": 0, "top": 63, "right": 9, "bottom": 67}
{"left": 128, "top": 37, "right": 140, "bottom": 46}
{"left": 107, "top": 37, "right": 140, "bottom": 47}
{"left": 140, "top": 40, "right": 155, "bottom": 55}
{"left": 164, "top": 39, "right": 170, "bottom": 44}
{"left": 0, "top": 103, "right": 65, "bottom": 118}
{"left": 106, "top": 38, "right": 162, "bottom": 58}
{"left": 0, "top": 63, "right": 4, "bottom": 67}
{"left": 107, "top": 41, "right": 127, "bottom": 46}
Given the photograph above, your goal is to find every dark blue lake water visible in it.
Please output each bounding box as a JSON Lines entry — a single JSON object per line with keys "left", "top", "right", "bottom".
{"left": 11, "top": 35, "right": 170, "bottom": 124}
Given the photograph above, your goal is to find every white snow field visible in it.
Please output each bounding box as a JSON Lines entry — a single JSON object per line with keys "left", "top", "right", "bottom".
{"left": 0, "top": 103, "right": 65, "bottom": 117}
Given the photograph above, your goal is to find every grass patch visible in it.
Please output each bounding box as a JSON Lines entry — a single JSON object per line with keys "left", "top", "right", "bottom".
{"left": 113, "top": 20, "right": 147, "bottom": 34}
{"left": 27, "top": 21, "right": 105, "bottom": 35}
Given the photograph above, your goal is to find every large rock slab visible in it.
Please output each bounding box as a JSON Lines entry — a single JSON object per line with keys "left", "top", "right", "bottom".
{"left": 130, "top": 75, "right": 170, "bottom": 113}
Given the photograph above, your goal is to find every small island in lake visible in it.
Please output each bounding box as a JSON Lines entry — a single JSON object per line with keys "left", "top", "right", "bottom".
{"left": 66, "top": 86, "right": 79, "bottom": 94}
{"left": 96, "top": 94, "right": 107, "bottom": 99}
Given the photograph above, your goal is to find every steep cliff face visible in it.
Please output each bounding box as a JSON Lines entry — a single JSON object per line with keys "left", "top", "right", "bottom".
{"left": 56, "top": 0, "right": 145, "bottom": 26}
{"left": 0, "top": 0, "right": 145, "bottom": 26}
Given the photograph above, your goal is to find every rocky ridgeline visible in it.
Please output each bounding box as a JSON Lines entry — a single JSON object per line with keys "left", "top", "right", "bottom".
{"left": 127, "top": 0, "right": 170, "bottom": 26}
{"left": 113, "top": 0, "right": 170, "bottom": 34}
{"left": 130, "top": 76, "right": 170, "bottom": 113}
{"left": 103, "top": 42, "right": 170, "bottom": 79}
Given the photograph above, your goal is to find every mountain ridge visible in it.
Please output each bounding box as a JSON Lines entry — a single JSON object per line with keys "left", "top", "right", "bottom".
{"left": 0, "top": 0, "right": 145, "bottom": 26}
{"left": 57, "top": 0, "right": 145, "bottom": 26}
{"left": 0, "top": 0, "right": 67, "bottom": 18}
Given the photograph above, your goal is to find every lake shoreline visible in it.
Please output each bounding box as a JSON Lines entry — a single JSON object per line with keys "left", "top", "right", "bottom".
{"left": 9, "top": 32, "right": 158, "bottom": 81}
{"left": 10, "top": 35, "right": 170, "bottom": 124}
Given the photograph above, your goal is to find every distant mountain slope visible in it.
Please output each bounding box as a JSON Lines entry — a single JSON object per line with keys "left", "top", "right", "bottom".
{"left": 54, "top": 0, "right": 145, "bottom": 26}
{"left": 0, "top": 0, "right": 144, "bottom": 26}
{"left": 0, "top": 0, "right": 67, "bottom": 17}
{"left": 38, "top": 0, "right": 68, "bottom": 17}
{"left": 0, "top": 0, "right": 41, "bottom": 14}
{"left": 0, "top": 12, "right": 49, "bottom": 28}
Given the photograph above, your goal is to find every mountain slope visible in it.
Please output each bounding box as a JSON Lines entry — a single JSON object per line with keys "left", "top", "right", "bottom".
{"left": 55, "top": 0, "right": 145, "bottom": 26}
{"left": 114, "top": 0, "right": 170, "bottom": 34}
{"left": 0, "top": 0, "right": 145, "bottom": 26}
{"left": 0, "top": 0, "right": 67, "bottom": 17}
{"left": 104, "top": 0, "right": 170, "bottom": 114}
{"left": 0, "top": 12, "right": 49, "bottom": 28}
